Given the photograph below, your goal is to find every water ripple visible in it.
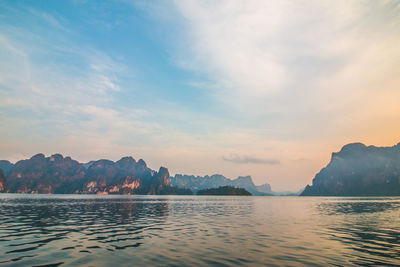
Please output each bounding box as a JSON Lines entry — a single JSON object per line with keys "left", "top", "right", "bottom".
{"left": 1, "top": 195, "right": 400, "bottom": 266}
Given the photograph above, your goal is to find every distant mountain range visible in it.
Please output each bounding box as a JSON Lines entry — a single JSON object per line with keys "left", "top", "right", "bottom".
{"left": 171, "top": 174, "right": 272, "bottom": 195}
{"left": 0, "top": 154, "right": 269, "bottom": 195}
{"left": 301, "top": 142, "right": 400, "bottom": 196}
{"left": 4, "top": 142, "right": 398, "bottom": 196}
{"left": 0, "top": 153, "right": 190, "bottom": 195}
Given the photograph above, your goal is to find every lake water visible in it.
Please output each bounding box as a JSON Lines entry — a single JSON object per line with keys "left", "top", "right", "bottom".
{"left": 1, "top": 194, "right": 400, "bottom": 266}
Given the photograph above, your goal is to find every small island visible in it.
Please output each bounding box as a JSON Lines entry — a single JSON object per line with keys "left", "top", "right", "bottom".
{"left": 197, "top": 186, "right": 252, "bottom": 196}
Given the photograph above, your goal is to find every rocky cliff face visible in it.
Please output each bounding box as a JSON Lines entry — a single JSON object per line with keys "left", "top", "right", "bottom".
{"left": 0, "top": 154, "right": 172, "bottom": 195}
{"left": 301, "top": 142, "right": 400, "bottom": 196}
{"left": 81, "top": 158, "right": 169, "bottom": 195}
{"left": 171, "top": 174, "right": 272, "bottom": 195}
{"left": 0, "top": 160, "right": 13, "bottom": 176}
{"left": 0, "top": 169, "right": 6, "bottom": 192}
{"left": 6, "top": 154, "right": 86, "bottom": 194}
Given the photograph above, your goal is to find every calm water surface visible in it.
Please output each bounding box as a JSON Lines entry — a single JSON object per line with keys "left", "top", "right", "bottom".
{"left": 1, "top": 194, "right": 400, "bottom": 266}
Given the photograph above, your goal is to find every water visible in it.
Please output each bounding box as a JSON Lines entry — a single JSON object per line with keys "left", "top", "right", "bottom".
{"left": 1, "top": 195, "right": 400, "bottom": 266}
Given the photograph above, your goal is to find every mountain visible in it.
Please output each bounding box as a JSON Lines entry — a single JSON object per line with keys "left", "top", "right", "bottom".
{"left": 83, "top": 161, "right": 95, "bottom": 169}
{"left": 171, "top": 174, "right": 272, "bottom": 195}
{"left": 6, "top": 154, "right": 86, "bottom": 194}
{"left": 256, "top": 183, "right": 272, "bottom": 194}
{"left": 0, "top": 153, "right": 188, "bottom": 195}
{"left": 273, "top": 188, "right": 305, "bottom": 196}
{"left": 197, "top": 186, "right": 252, "bottom": 196}
{"left": 0, "top": 169, "right": 5, "bottom": 192}
{"left": 301, "top": 142, "right": 400, "bottom": 196}
{"left": 0, "top": 160, "right": 13, "bottom": 176}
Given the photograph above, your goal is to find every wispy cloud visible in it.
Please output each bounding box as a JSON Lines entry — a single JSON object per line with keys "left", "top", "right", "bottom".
{"left": 222, "top": 153, "right": 280, "bottom": 165}
{"left": 163, "top": 0, "right": 400, "bottom": 141}
{"left": 1, "top": 1, "right": 400, "bottom": 191}
{"left": 0, "top": 7, "right": 157, "bottom": 155}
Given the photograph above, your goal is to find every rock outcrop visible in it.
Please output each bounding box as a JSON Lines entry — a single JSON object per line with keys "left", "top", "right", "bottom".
{"left": 0, "top": 160, "right": 14, "bottom": 176}
{"left": 6, "top": 154, "right": 86, "bottom": 194}
{"left": 0, "top": 169, "right": 6, "bottom": 192}
{"left": 301, "top": 142, "right": 400, "bottom": 196}
{"left": 1, "top": 153, "right": 179, "bottom": 195}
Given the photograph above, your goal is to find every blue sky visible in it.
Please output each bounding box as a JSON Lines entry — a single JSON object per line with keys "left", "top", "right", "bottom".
{"left": 1, "top": 1, "right": 400, "bottom": 191}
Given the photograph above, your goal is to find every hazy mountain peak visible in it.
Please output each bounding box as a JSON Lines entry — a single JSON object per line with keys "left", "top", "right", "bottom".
{"left": 49, "top": 154, "right": 64, "bottom": 162}
{"left": 0, "top": 160, "right": 14, "bottom": 176}
{"left": 30, "top": 153, "right": 45, "bottom": 160}
{"left": 137, "top": 159, "right": 147, "bottom": 167}
{"left": 117, "top": 156, "right": 136, "bottom": 164}
{"left": 171, "top": 173, "right": 272, "bottom": 195}
{"left": 339, "top": 142, "right": 366, "bottom": 153}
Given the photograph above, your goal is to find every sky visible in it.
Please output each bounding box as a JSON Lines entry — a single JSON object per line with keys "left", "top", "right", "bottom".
{"left": 1, "top": 0, "right": 400, "bottom": 191}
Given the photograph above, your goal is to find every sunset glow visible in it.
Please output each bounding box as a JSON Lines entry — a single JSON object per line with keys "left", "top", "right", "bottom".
{"left": 1, "top": 1, "right": 399, "bottom": 191}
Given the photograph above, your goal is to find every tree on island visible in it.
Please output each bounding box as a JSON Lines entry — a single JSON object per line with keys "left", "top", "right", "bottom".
{"left": 197, "top": 186, "right": 252, "bottom": 196}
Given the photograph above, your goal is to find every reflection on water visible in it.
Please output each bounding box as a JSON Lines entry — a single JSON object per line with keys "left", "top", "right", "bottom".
{"left": 0, "top": 195, "right": 400, "bottom": 266}
{"left": 317, "top": 198, "right": 400, "bottom": 266}
{"left": 0, "top": 195, "right": 169, "bottom": 266}
{"left": 317, "top": 199, "right": 399, "bottom": 215}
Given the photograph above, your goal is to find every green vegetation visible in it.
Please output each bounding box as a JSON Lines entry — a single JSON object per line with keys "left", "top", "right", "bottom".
{"left": 159, "top": 186, "right": 193, "bottom": 195}
{"left": 197, "top": 186, "right": 251, "bottom": 196}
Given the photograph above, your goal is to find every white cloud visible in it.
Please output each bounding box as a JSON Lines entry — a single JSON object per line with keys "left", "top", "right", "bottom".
{"left": 0, "top": 9, "right": 166, "bottom": 160}
{"left": 2, "top": 1, "right": 400, "bottom": 191}
{"left": 127, "top": 0, "right": 400, "bottom": 190}
{"left": 166, "top": 0, "right": 400, "bottom": 138}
